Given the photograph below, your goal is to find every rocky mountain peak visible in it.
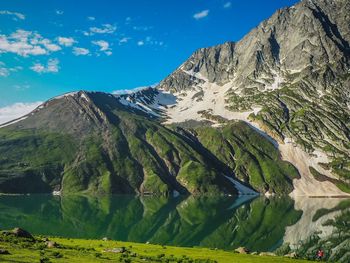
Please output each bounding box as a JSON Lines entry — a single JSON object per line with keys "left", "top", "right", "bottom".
{"left": 159, "top": 0, "right": 350, "bottom": 94}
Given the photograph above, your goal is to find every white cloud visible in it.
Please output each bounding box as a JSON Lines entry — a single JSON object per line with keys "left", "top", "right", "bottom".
{"left": 85, "top": 24, "right": 117, "bottom": 36}
{"left": 0, "top": 30, "right": 61, "bottom": 57}
{"left": 55, "top": 10, "right": 64, "bottom": 15}
{"left": 193, "top": 10, "right": 209, "bottom": 20}
{"left": 0, "top": 101, "right": 42, "bottom": 125}
{"left": 73, "top": 47, "right": 90, "bottom": 56}
{"left": 92, "top": 40, "right": 109, "bottom": 51}
{"left": 136, "top": 37, "right": 164, "bottom": 47}
{"left": 92, "top": 40, "right": 112, "bottom": 55}
{"left": 223, "top": 2, "right": 232, "bottom": 8}
{"left": 0, "top": 10, "right": 25, "bottom": 20}
{"left": 0, "top": 62, "right": 22, "bottom": 77}
{"left": 87, "top": 16, "right": 95, "bottom": 21}
{"left": 57, "top": 37, "right": 75, "bottom": 47}
{"left": 30, "top": 58, "right": 60, "bottom": 74}
{"left": 119, "top": 37, "right": 131, "bottom": 45}
{"left": 0, "top": 68, "right": 9, "bottom": 77}
{"left": 40, "top": 39, "right": 61, "bottom": 52}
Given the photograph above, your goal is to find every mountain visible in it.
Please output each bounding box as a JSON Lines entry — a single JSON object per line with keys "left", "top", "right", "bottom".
{"left": 0, "top": 0, "right": 349, "bottom": 196}
{"left": 155, "top": 0, "right": 350, "bottom": 196}
{"left": 0, "top": 91, "right": 299, "bottom": 195}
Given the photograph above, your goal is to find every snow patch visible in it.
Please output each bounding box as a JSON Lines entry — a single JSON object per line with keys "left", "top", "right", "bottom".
{"left": 264, "top": 70, "right": 284, "bottom": 90}
{"left": 224, "top": 176, "right": 258, "bottom": 195}
{"left": 80, "top": 93, "right": 89, "bottom": 102}
{"left": 182, "top": 69, "right": 209, "bottom": 82}
{"left": 279, "top": 138, "right": 349, "bottom": 197}
{"left": 52, "top": 190, "right": 61, "bottom": 196}
{"left": 116, "top": 89, "right": 177, "bottom": 117}
{"left": 164, "top": 80, "right": 258, "bottom": 124}
{"left": 53, "top": 92, "right": 78, "bottom": 100}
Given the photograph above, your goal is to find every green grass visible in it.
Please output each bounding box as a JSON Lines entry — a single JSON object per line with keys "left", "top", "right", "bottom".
{"left": 0, "top": 235, "right": 311, "bottom": 263}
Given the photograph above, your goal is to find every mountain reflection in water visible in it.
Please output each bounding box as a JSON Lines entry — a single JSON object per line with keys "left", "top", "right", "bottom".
{"left": 0, "top": 194, "right": 348, "bottom": 259}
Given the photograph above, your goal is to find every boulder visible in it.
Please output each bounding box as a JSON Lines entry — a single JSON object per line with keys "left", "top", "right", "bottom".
{"left": 46, "top": 241, "right": 57, "bottom": 248}
{"left": 1, "top": 228, "right": 34, "bottom": 240}
{"left": 284, "top": 252, "right": 297, "bottom": 258}
{"left": 235, "top": 247, "right": 250, "bottom": 254}
{"left": 104, "top": 247, "right": 125, "bottom": 253}
{"left": 102, "top": 237, "right": 109, "bottom": 241}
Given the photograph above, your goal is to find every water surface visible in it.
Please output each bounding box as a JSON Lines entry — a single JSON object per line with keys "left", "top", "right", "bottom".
{"left": 0, "top": 194, "right": 349, "bottom": 259}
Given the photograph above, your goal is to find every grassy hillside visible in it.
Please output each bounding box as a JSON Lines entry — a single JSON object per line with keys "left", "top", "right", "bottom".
{"left": 192, "top": 122, "right": 300, "bottom": 194}
{"left": 0, "top": 232, "right": 310, "bottom": 263}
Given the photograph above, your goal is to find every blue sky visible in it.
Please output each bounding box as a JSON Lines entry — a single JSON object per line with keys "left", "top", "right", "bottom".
{"left": 0, "top": 0, "right": 299, "bottom": 108}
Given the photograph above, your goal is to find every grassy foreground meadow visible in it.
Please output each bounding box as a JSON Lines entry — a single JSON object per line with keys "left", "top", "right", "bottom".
{"left": 0, "top": 230, "right": 310, "bottom": 263}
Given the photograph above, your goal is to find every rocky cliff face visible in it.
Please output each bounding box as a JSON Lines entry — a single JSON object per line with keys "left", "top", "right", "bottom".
{"left": 160, "top": 0, "right": 350, "bottom": 92}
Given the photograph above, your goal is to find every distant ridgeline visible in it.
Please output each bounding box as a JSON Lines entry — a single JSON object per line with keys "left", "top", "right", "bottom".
{"left": 0, "top": 0, "right": 349, "bottom": 196}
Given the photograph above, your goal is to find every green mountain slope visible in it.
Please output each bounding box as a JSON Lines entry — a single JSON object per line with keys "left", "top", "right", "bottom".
{"left": 191, "top": 123, "right": 299, "bottom": 194}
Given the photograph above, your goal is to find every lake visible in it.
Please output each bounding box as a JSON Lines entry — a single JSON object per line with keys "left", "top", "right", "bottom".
{"left": 0, "top": 195, "right": 349, "bottom": 260}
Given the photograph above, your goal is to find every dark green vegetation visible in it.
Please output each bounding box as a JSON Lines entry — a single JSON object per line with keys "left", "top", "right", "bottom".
{"left": 0, "top": 195, "right": 301, "bottom": 252}
{"left": 0, "top": 231, "right": 310, "bottom": 263}
{"left": 192, "top": 123, "right": 299, "bottom": 194}
{"left": 0, "top": 92, "right": 298, "bottom": 195}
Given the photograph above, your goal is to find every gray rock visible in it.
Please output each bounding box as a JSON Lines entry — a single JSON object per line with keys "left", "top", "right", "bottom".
{"left": 284, "top": 252, "right": 297, "bottom": 258}
{"left": 9, "top": 228, "right": 34, "bottom": 240}
{"left": 104, "top": 247, "right": 125, "bottom": 253}
{"left": 46, "top": 241, "right": 57, "bottom": 248}
{"left": 234, "top": 247, "right": 250, "bottom": 254}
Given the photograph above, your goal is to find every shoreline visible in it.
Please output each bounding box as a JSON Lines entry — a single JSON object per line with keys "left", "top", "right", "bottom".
{"left": 1, "top": 192, "right": 350, "bottom": 198}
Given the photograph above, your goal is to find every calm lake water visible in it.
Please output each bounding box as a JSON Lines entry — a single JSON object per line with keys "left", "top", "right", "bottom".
{"left": 0, "top": 195, "right": 349, "bottom": 257}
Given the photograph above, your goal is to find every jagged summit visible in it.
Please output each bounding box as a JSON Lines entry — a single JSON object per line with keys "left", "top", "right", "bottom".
{"left": 159, "top": 0, "right": 349, "bottom": 93}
